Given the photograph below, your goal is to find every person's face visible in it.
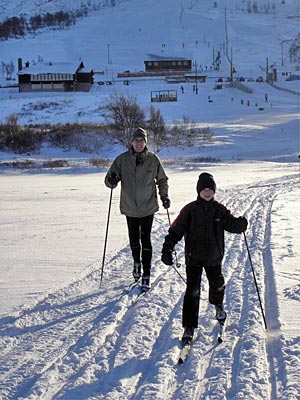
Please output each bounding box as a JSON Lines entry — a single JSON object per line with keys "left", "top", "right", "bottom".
{"left": 199, "top": 188, "right": 214, "bottom": 201}
{"left": 132, "top": 138, "right": 146, "bottom": 153}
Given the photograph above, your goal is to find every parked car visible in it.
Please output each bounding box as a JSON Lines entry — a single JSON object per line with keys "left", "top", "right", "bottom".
{"left": 256, "top": 76, "right": 264, "bottom": 82}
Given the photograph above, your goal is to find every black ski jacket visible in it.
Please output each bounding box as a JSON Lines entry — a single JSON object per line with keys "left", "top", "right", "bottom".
{"left": 162, "top": 197, "right": 247, "bottom": 266}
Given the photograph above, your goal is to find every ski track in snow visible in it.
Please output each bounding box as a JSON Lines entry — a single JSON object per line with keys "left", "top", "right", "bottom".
{"left": 0, "top": 174, "right": 299, "bottom": 400}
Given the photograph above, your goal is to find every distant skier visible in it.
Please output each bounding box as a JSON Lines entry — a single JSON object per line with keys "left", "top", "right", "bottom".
{"left": 265, "top": 93, "right": 268, "bottom": 102}
{"left": 161, "top": 173, "right": 248, "bottom": 342}
{"left": 105, "top": 128, "right": 170, "bottom": 291}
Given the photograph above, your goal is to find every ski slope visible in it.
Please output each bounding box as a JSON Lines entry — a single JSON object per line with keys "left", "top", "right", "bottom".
{"left": 0, "top": 164, "right": 299, "bottom": 400}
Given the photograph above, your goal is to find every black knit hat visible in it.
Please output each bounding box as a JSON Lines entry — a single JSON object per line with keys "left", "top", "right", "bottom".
{"left": 132, "top": 127, "right": 147, "bottom": 143}
{"left": 196, "top": 172, "right": 216, "bottom": 193}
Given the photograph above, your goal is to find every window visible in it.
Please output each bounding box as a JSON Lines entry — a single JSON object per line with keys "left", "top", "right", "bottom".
{"left": 53, "top": 83, "right": 64, "bottom": 89}
{"left": 42, "top": 83, "right": 52, "bottom": 89}
{"left": 32, "top": 83, "right": 42, "bottom": 90}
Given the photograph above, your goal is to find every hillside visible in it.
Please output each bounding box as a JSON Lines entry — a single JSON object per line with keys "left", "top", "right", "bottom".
{"left": 0, "top": 0, "right": 299, "bottom": 164}
{"left": 1, "top": 0, "right": 299, "bottom": 85}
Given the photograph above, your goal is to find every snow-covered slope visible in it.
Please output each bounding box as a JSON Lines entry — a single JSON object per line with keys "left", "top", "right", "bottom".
{"left": 0, "top": 0, "right": 299, "bottom": 152}
{"left": 0, "top": 164, "right": 299, "bottom": 399}
{"left": 1, "top": 0, "right": 299, "bottom": 80}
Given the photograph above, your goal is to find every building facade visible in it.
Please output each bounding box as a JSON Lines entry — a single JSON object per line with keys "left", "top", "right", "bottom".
{"left": 18, "top": 59, "right": 93, "bottom": 92}
{"left": 144, "top": 54, "right": 192, "bottom": 73}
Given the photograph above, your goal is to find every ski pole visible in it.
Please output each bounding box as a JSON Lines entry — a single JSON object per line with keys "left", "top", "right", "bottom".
{"left": 243, "top": 232, "right": 268, "bottom": 331}
{"left": 166, "top": 209, "right": 186, "bottom": 284}
{"left": 100, "top": 188, "right": 113, "bottom": 287}
{"left": 166, "top": 209, "right": 181, "bottom": 268}
{"left": 170, "top": 262, "right": 186, "bottom": 284}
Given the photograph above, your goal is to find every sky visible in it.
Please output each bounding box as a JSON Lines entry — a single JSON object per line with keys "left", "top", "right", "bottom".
{"left": 0, "top": 0, "right": 299, "bottom": 399}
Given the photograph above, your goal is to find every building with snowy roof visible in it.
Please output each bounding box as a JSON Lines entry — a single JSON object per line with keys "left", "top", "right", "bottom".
{"left": 144, "top": 53, "right": 192, "bottom": 73}
{"left": 17, "top": 59, "right": 93, "bottom": 92}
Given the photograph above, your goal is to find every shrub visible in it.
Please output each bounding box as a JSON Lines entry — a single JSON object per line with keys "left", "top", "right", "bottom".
{"left": 0, "top": 159, "right": 35, "bottom": 169}
{"left": 146, "top": 106, "right": 166, "bottom": 151}
{"left": 102, "top": 93, "right": 146, "bottom": 148}
{"left": 165, "top": 119, "right": 214, "bottom": 147}
{"left": 89, "top": 157, "right": 110, "bottom": 168}
{"left": 0, "top": 115, "right": 44, "bottom": 153}
{"left": 42, "top": 159, "right": 69, "bottom": 168}
{"left": 190, "top": 156, "right": 220, "bottom": 163}
{"left": 10, "top": 127, "right": 43, "bottom": 153}
{"left": 47, "top": 123, "right": 107, "bottom": 153}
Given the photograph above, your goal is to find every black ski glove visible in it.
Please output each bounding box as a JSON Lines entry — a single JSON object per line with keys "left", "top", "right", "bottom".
{"left": 161, "top": 195, "right": 171, "bottom": 209}
{"left": 108, "top": 172, "right": 120, "bottom": 188}
{"left": 238, "top": 216, "right": 248, "bottom": 232}
{"left": 161, "top": 249, "right": 173, "bottom": 266}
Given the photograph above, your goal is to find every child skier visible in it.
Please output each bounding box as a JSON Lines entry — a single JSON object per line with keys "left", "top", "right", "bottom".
{"left": 161, "top": 172, "right": 248, "bottom": 342}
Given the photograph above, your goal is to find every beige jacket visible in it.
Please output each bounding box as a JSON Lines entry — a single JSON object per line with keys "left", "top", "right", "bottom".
{"left": 105, "top": 147, "right": 169, "bottom": 218}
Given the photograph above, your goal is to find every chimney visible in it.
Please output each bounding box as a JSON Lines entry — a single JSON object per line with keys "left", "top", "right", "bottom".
{"left": 18, "top": 58, "right": 22, "bottom": 71}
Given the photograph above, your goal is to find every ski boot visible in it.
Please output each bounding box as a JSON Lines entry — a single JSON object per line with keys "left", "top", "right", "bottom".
{"left": 215, "top": 304, "right": 227, "bottom": 323}
{"left": 132, "top": 262, "right": 141, "bottom": 282}
{"left": 181, "top": 326, "right": 194, "bottom": 344}
{"left": 141, "top": 276, "right": 150, "bottom": 292}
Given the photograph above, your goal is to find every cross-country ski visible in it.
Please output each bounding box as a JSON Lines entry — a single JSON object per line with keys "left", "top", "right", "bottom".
{"left": 178, "top": 340, "right": 192, "bottom": 364}
{"left": 217, "top": 321, "right": 225, "bottom": 343}
{"left": 129, "top": 285, "right": 150, "bottom": 306}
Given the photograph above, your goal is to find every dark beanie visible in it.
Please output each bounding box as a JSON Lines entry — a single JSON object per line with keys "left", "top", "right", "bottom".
{"left": 197, "top": 172, "right": 216, "bottom": 193}
{"left": 132, "top": 127, "right": 147, "bottom": 143}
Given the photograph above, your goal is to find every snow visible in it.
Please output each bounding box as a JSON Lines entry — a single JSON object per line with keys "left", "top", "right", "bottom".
{"left": 0, "top": 0, "right": 300, "bottom": 399}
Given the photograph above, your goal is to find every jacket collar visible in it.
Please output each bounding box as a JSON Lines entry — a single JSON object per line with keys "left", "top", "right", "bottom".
{"left": 130, "top": 146, "right": 148, "bottom": 164}
{"left": 196, "top": 196, "right": 215, "bottom": 207}
{"left": 130, "top": 145, "right": 148, "bottom": 154}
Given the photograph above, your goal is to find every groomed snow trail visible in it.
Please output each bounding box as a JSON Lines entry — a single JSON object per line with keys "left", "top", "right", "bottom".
{"left": 0, "top": 173, "right": 299, "bottom": 400}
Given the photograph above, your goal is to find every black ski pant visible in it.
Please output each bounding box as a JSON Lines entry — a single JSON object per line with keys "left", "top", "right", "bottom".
{"left": 182, "top": 264, "right": 225, "bottom": 328}
{"left": 126, "top": 214, "right": 154, "bottom": 277}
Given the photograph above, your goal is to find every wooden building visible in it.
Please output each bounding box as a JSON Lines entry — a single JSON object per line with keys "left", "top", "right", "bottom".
{"left": 144, "top": 54, "right": 192, "bottom": 73}
{"left": 17, "top": 59, "right": 93, "bottom": 92}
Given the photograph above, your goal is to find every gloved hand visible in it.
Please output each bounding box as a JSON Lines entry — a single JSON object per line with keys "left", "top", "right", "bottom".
{"left": 238, "top": 216, "right": 248, "bottom": 232}
{"left": 161, "top": 249, "right": 173, "bottom": 265}
{"left": 161, "top": 195, "right": 171, "bottom": 209}
{"left": 108, "top": 172, "right": 120, "bottom": 188}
